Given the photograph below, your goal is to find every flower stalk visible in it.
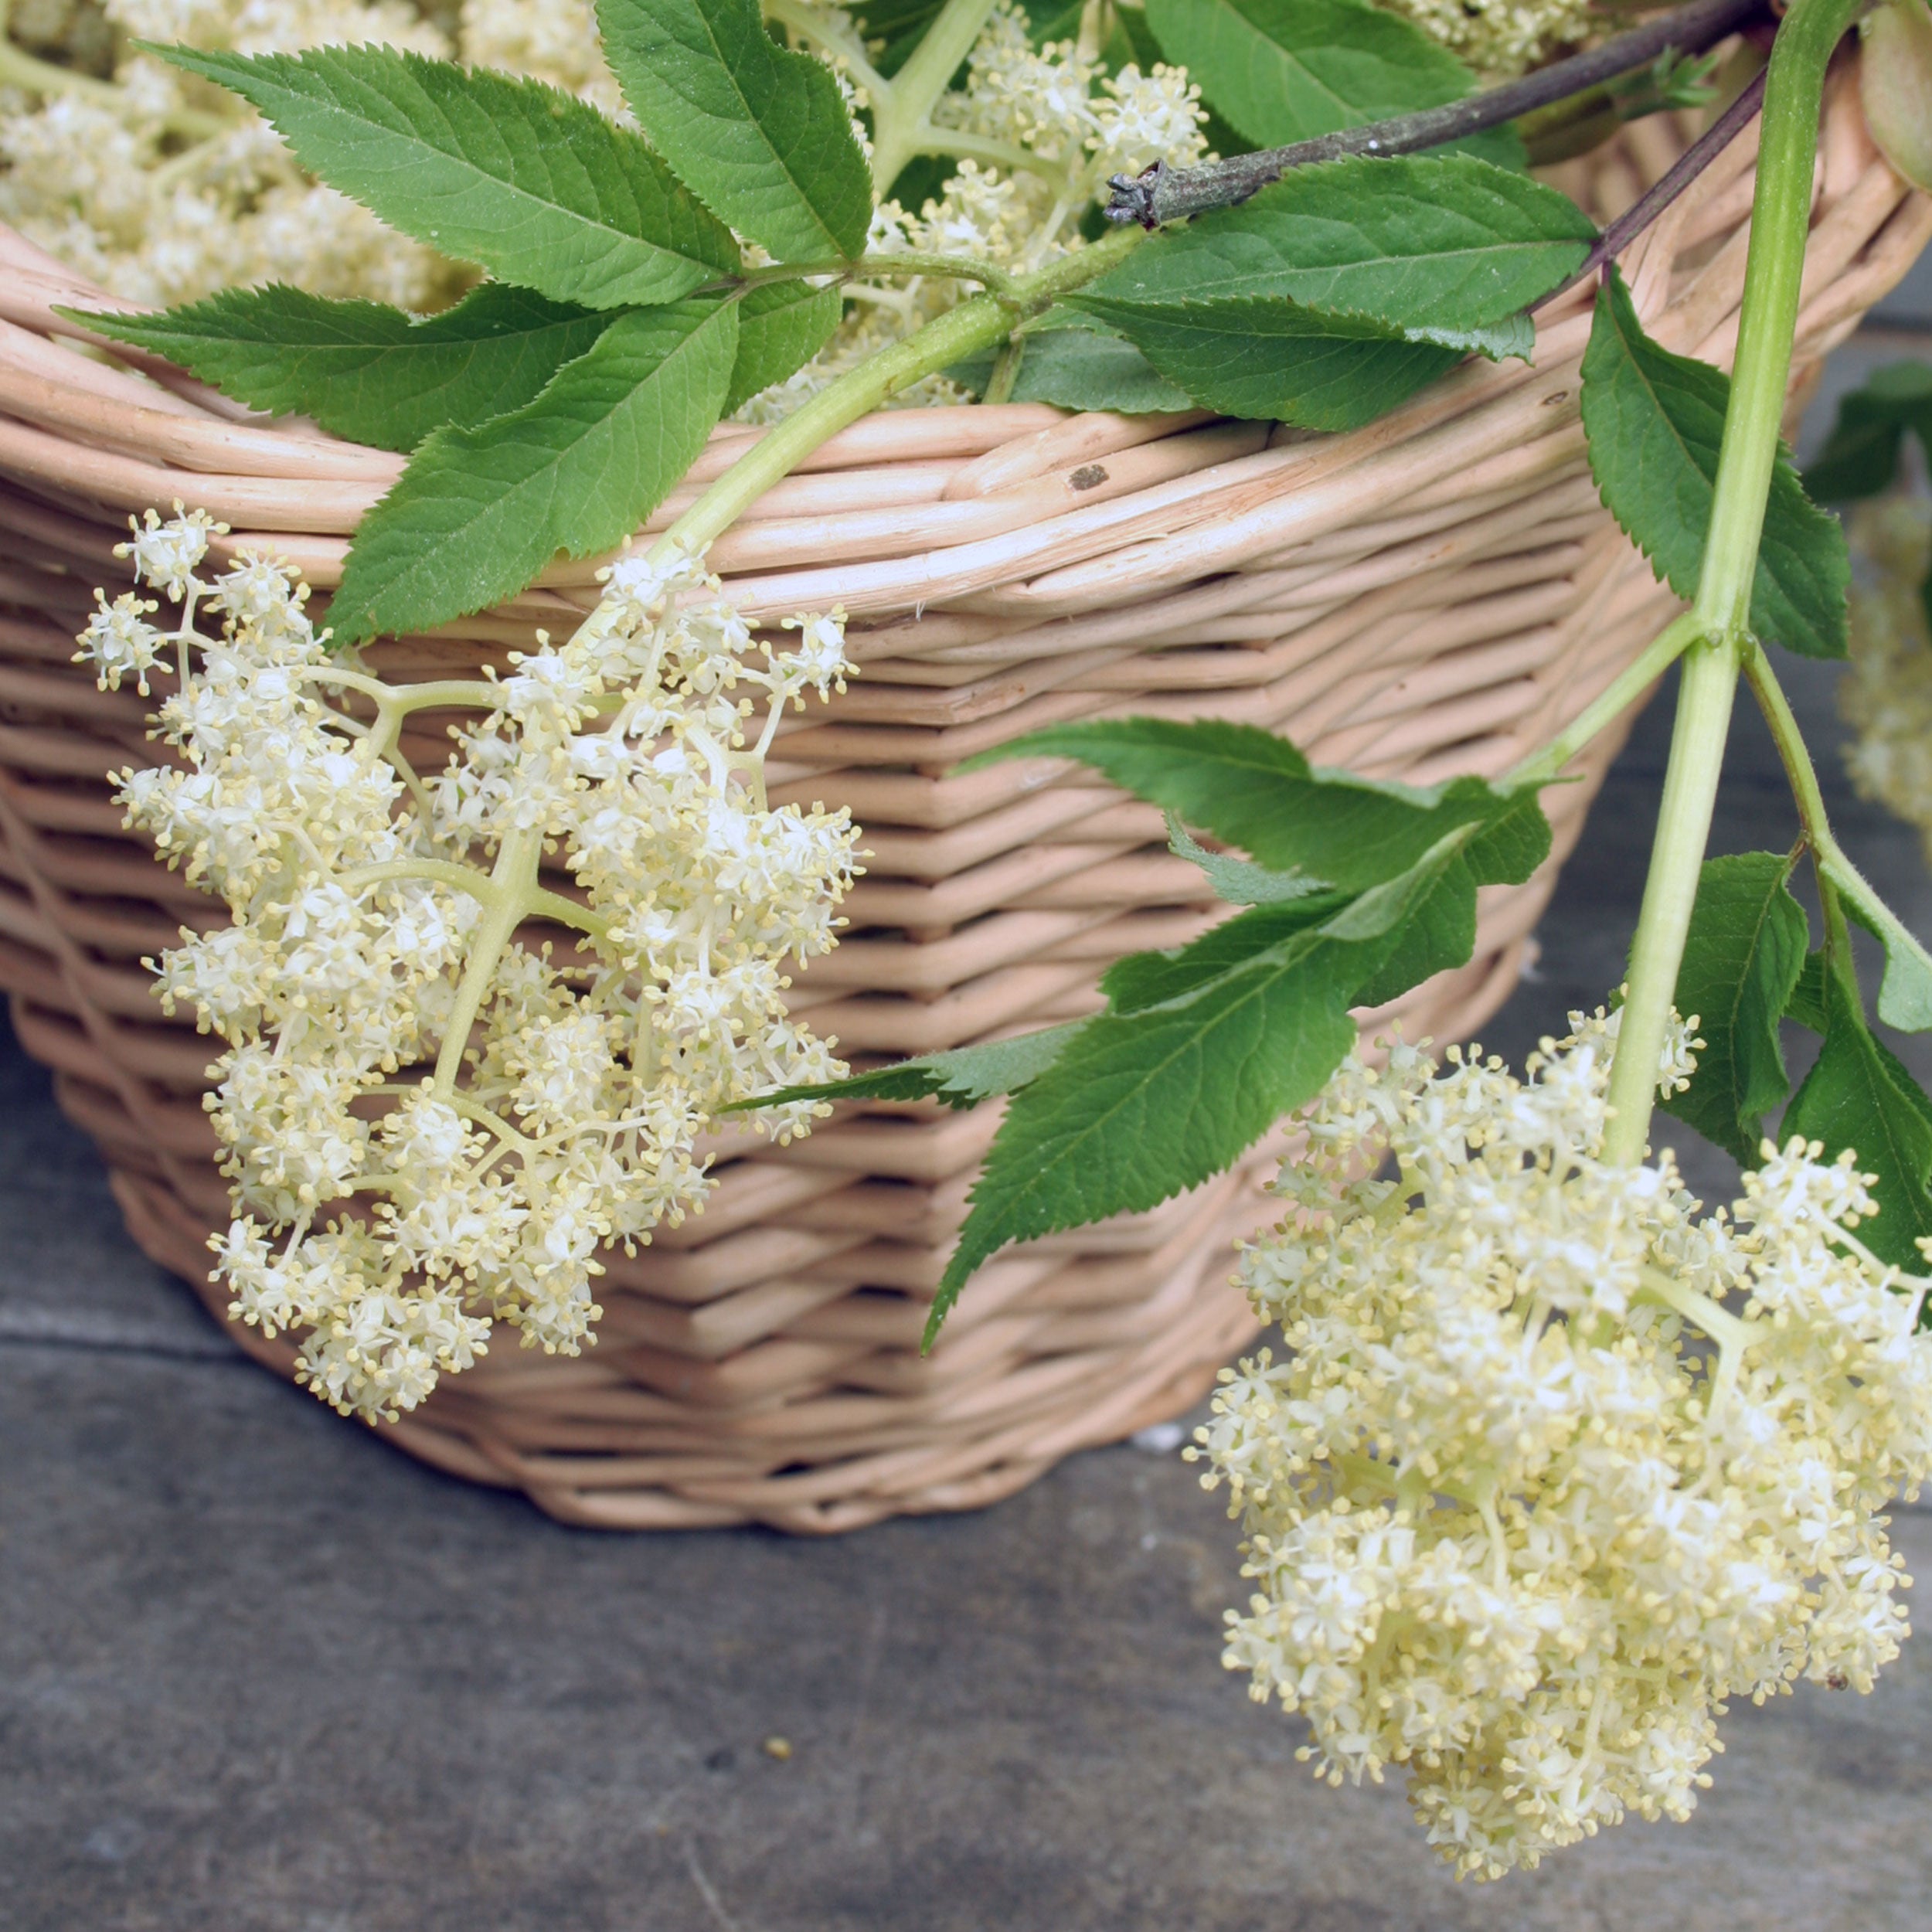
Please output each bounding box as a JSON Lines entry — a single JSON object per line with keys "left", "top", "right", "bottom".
{"left": 658, "top": 223, "right": 1145, "bottom": 559}
{"left": 1601, "top": 0, "right": 1869, "bottom": 1163}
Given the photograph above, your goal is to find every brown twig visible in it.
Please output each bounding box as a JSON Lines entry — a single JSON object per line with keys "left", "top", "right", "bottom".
{"left": 1105, "top": 0, "right": 1769, "bottom": 227}
{"left": 1532, "top": 64, "right": 1769, "bottom": 311}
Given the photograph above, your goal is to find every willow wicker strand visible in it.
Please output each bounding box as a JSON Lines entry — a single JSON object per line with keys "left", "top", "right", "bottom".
{"left": 0, "top": 70, "right": 1923, "bottom": 1531}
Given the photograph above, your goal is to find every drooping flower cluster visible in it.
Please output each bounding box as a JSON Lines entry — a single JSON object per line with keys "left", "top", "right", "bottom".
{"left": 1198, "top": 1012, "right": 1932, "bottom": 1879}
{"left": 1839, "top": 494, "right": 1932, "bottom": 865}
{"left": 77, "top": 506, "right": 859, "bottom": 1421}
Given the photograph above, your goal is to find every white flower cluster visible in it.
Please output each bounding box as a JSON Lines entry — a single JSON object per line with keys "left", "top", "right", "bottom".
{"left": 747, "top": 0, "right": 1208, "bottom": 419}
{"left": 1840, "top": 495, "right": 1932, "bottom": 867}
{"left": 1198, "top": 1012, "right": 1932, "bottom": 1879}
{"left": 1376, "top": 0, "right": 1595, "bottom": 77}
{"left": 0, "top": 0, "right": 461, "bottom": 307}
{"left": 77, "top": 506, "right": 859, "bottom": 1421}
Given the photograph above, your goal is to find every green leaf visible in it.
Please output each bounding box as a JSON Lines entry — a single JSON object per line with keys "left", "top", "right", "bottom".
{"left": 330, "top": 298, "right": 737, "bottom": 643}
{"left": 927, "top": 828, "right": 1476, "bottom": 1333}
{"left": 1804, "top": 359, "right": 1932, "bottom": 501}
{"left": 1057, "top": 291, "right": 1460, "bottom": 429}
{"left": 1823, "top": 852, "right": 1932, "bottom": 1032}
{"left": 1784, "top": 968, "right": 1932, "bottom": 1269}
{"left": 736, "top": 1021, "right": 1086, "bottom": 1113}
{"left": 596, "top": 0, "right": 873, "bottom": 262}
{"left": 1787, "top": 947, "right": 1828, "bottom": 1032}
{"left": 1166, "top": 815, "right": 1328, "bottom": 903}
{"left": 1073, "top": 155, "right": 1593, "bottom": 350}
{"left": 149, "top": 43, "right": 739, "bottom": 308}
{"left": 1661, "top": 852, "right": 1809, "bottom": 1162}
{"left": 1142, "top": 0, "right": 1522, "bottom": 168}
{"left": 1101, "top": 893, "right": 1352, "bottom": 1014}
{"left": 947, "top": 316, "right": 1195, "bottom": 413}
{"left": 965, "top": 716, "right": 1549, "bottom": 891}
{"left": 1580, "top": 264, "right": 1850, "bottom": 659}
{"left": 723, "top": 280, "right": 843, "bottom": 413}
{"left": 69, "top": 281, "right": 614, "bottom": 454}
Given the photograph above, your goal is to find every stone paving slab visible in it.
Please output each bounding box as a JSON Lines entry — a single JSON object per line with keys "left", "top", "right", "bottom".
{"left": 6, "top": 373, "right": 1932, "bottom": 1932}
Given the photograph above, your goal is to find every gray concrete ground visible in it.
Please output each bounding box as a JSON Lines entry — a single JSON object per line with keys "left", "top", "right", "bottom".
{"left": 4, "top": 274, "right": 1932, "bottom": 1932}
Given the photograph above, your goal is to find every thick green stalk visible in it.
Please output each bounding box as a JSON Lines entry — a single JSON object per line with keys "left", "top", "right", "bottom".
{"left": 867, "top": 0, "right": 1001, "bottom": 190}
{"left": 1601, "top": 0, "right": 1864, "bottom": 1163}
{"left": 432, "top": 826, "right": 543, "bottom": 1097}
{"left": 657, "top": 225, "right": 1143, "bottom": 559}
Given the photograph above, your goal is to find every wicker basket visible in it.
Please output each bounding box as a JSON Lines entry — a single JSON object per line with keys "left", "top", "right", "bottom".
{"left": 0, "top": 69, "right": 1922, "bottom": 1530}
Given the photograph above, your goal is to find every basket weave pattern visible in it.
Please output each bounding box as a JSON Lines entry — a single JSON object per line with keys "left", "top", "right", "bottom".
{"left": 0, "top": 75, "right": 1923, "bottom": 1529}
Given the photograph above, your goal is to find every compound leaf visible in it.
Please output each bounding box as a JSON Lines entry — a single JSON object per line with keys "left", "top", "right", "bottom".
{"left": 71, "top": 281, "right": 614, "bottom": 453}
{"left": 331, "top": 298, "right": 737, "bottom": 642}
{"left": 1580, "top": 264, "right": 1849, "bottom": 659}
{"left": 597, "top": 0, "right": 873, "bottom": 262}
{"left": 152, "top": 43, "right": 739, "bottom": 307}
{"left": 739, "top": 1021, "right": 1086, "bottom": 1113}
{"left": 1662, "top": 851, "right": 1809, "bottom": 1162}
{"left": 1072, "top": 155, "right": 1591, "bottom": 351}
{"left": 1784, "top": 969, "right": 1932, "bottom": 1269}
{"left": 968, "top": 716, "right": 1549, "bottom": 890}
{"left": 1143, "top": 0, "right": 1522, "bottom": 167}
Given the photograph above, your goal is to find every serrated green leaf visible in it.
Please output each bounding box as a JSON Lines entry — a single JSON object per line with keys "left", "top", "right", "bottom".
{"left": 1059, "top": 289, "right": 1459, "bottom": 429}
{"left": 1142, "top": 0, "right": 1522, "bottom": 168}
{"left": 596, "top": 0, "right": 873, "bottom": 262}
{"left": 1101, "top": 893, "right": 1351, "bottom": 1014}
{"left": 331, "top": 298, "right": 736, "bottom": 643}
{"left": 966, "top": 716, "right": 1548, "bottom": 890}
{"left": 70, "top": 281, "right": 613, "bottom": 454}
{"left": 947, "top": 316, "right": 1195, "bottom": 413}
{"left": 150, "top": 43, "right": 739, "bottom": 308}
{"left": 1166, "top": 815, "right": 1328, "bottom": 904}
{"left": 927, "top": 828, "right": 1475, "bottom": 1332}
{"left": 1823, "top": 852, "right": 1932, "bottom": 1032}
{"left": 1580, "top": 264, "right": 1850, "bottom": 659}
{"left": 1787, "top": 947, "right": 1828, "bottom": 1032}
{"left": 1073, "top": 155, "right": 1592, "bottom": 352}
{"left": 1660, "top": 852, "right": 1808, "bottom": 1162}
{"left": 736, "top": 1020, "right": 1086, "bottom": 1113}
{"left": 1349, "top": 853, "right": 1481, "bottom": 1009}
{"left": 723, "top": 280, "right": 843, "bottom": 413}
{"left": 1804, "top": 359, "right": 1932, "bottom": 501}
{"left": 1784, "top": 968, "right": 1932, "bottom": 1269}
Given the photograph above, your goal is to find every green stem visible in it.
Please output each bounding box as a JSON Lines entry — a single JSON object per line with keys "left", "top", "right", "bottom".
{"left": 431, "top": 827, "right": 543, "bottom": 1097}
{"left": 0, "top": 38, "right": 230, "bottom": 139}
{"left": 1600, "top": 0, "right": 1862, "bottom": 1165}
{"left": 1507, "top": 612, "right": 1703, "bottom": 789}
{"left": 764, "top": 0, "right": 892, "bottom": 98}
{"left": 732, "top": 249, "right": 1022, "bottom": 298}
{"left": 1604, "top": 633, "right": 1743, "bottom": 1163}
{"left": 657, "top": 224, "right": 1143, "bottom": 559}
{"left": 867, "top": 0, "right": 1000, "bottom": 191}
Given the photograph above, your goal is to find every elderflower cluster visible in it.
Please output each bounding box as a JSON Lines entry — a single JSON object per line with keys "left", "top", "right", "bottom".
{"left": 0, "top": 0, "right": 461, "bottom": 306}
{"left": 1839, "top": 495, "right": 1932, "bottom": 866}
{"left": 1198, "top": 1011, "right": 1932, "bottom": 1879}
{"left": 1376, "top": 0, "right": 1596, "bottom": 77}
{"left": 77, "top": 506, "right": 859, "bottom": 1421}
{"left": 745, "top": 0, "right": 1208, "bottom": 419}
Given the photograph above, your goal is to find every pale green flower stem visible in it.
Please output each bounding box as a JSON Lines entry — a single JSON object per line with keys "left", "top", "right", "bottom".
{"left": 1600, "top": 0, "right": 1865, "bottom": 1166}
{"left": 656, "top": 222, "right": 1145, "bottom": 560}
{"left": 764, "top": 0, "right": 1009, "bottom": 195}
{"left": 0, "top": 2, "right": 233, "bottom": 141}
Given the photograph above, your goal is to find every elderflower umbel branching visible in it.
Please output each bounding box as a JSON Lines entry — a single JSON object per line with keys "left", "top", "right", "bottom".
{"left": 77, "top": 506, "right": 859, "bottom": 1422}
{"left": 1197, "top": 1011, "right": 1932, "bottom": 1879}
